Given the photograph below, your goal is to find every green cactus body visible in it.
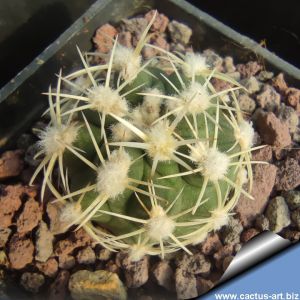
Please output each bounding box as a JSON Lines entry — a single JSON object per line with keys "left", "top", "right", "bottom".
{"left": 32, "top": 13, "right": 257, "bottom": 260}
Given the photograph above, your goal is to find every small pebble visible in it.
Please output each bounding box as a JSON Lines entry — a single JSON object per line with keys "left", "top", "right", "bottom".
{"left": 265, "top": 196, "right": 291, "bottom": 233}
{"left": 20, "top": 272, "right": 45, "bottom": 294}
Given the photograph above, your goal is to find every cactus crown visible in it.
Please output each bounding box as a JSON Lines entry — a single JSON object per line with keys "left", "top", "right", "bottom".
{"left": 32, "top": 12, "right": 262, "bottom": 260}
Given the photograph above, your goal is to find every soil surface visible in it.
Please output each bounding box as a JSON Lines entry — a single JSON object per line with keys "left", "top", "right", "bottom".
{"left": 0, "top": 10, "right": 299, "bottom": 300}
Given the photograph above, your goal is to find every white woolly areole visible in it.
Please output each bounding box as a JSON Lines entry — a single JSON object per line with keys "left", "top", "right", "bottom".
{"left": 110, "top": 122, "right": 135, "bottom": 142}
{"left": 146, "top": 122, "right": 178, "bottom": 160}
{"left": 182, "top": 52, "right": 208, "bottom": 78}
{"left": 235, "top": 120, "right": 254, "bottom": 150}
{"left": 175, "top": 82, "right": 210, "bottom": 114}
{"left": 146, "top": 206, "right": 175, "bottom": 241}
{"left": 38, "top": 123, "right": 79, "bottom": 156}
{"left": 200, "top": 148, "right": 230, "bottom": 181}
{"left": 131, "top": 88, "right": 162, "bottom": 127}
{"left": 128, "top": 244, "right": 148, "bottom": 262}
{"left": 210, "top": 209, "right": 230, "bottom": 231}
{"left": 59, "top": 202, "right": 82, "bottom": 225}
{"left": 112, "top": 45, "right": 142, "bottom": 80}
{"left": 88, "top": 86, "right": 128, "bottom": 116}
{"left": 96, "top": 149, "right": 131, "bottom": 198}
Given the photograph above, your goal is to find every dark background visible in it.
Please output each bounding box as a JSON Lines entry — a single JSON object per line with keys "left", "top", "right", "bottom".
{"left": 1, "top": 0, "right": 300, "bottom": 88}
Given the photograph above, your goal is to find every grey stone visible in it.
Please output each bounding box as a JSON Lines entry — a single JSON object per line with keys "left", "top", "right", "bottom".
{"left": 291, "top": 208, "right": 300, "bottom": 230}
{"left": 35, "top": 221, "right": 54, "bottom": 262}
{"left": 220, "top": 217, "right": 243, "bottom": 245}
{"left": 77, "top": 246, "right": 96, "bottom": 265}
{"left": 283, "top": 190, "right": 300, "bottom": 210}
{"left": 238, "top": 93, "right": 256, "bottom": 113}
{"left": 277, "top": 104, "right": 299, "bottom": 133}
{"left": 265, "top": 196, "right": 291, "bottom": 233}
{"left": 241, "top": 76, "right": 261, "bottom": 94}
{"left": 168, "top": 20, "right": 192, "bottom": 45}
{"left": 255, "top": 215, "right": 270, "bottom": 231}
{"left": 20, "top": 272, "right": 45, "bottom": 294}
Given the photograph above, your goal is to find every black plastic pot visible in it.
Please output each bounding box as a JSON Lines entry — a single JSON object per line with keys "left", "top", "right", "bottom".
{"left": 0, "top": 0, "right": 299, "bottom": 298}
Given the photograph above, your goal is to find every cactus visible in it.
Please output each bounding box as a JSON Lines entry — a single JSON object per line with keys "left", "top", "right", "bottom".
{"left": 32, "top": 13, "right": 264, "bottom": 261}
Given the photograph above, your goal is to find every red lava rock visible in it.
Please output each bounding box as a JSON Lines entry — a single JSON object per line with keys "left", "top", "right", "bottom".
{"left": 17, "top": 197, "right": 42, "bottom": 234}
{"left": 48, "top": 270, "right": 70, "bottom": 300}
{"left": 0, "top": 185, "right": 33, "bottom": 228}
{"left": 0, "top": 150, "right": 24, "bottom": 180}
{"left": 241, "top": 228, "right": 260, "bottom": 243}
{"left": 93, "top": 23, "right": 117, "bottom": 53}
{"left": 197, "top": 278, "right": 214, "bottom": 295}
{"left": 272, "top": 73, "right": 288, "bottom": 93}
{"left": 8, "top": 234, "right": 34, "bottom": 269}
{"left": 275, "top": 157, "right": 300, "bottom": 191}
{"left": 36, "top": 258, "right": 58, "bottom": 278}
{"left": 118, "top": 31, "right": 132, "bottom": 48}
{"left": 252, "top": 145, "right": 273, "bottom": 162}
{"left": 235, "top": 163, "right": 277, "bottom": 227}
{"left": 211, "top": 78, "right": 233, "bottom": 92}
{"left": 58, "top": 255, "right": 75, "bottom": 270}
{"left": 285, "top": 87, "right": 300, "bottom": 112}
{"left": 256, "top": 112, "right": 291, "bottom": 148}
{"left": 200, "top": 233, "right": 222, "bottom": 255}
{"left": 152, "top": 260, "right": 175, "bottom": 291}
{"left": 54, "top": 228, "right": 92, "bottom": 257}
{"left": 119, "top": 253, "right": 149, "bottom": 288}
{"left": 145, "top": 10, "right": 169, "bottom": 33}
{"left": 54, "top": 239, "right": 74, "bottom": 257}
{"left": 76, "top": 246, "right": 96, "bottom": 265}
{"left": 213, "top": 245, "right": 234, "bottom": 270}
{"left": 236, "top": 61, "right": 262, "bottom": 78}
{"left": 143, "top": 34, "right": 169, "bottom": 59}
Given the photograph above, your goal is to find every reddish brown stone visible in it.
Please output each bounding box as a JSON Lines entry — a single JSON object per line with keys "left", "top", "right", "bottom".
{"left": 236, "top": 61, "right": 262, "bottom": 78}
{"left": 251, "top": 145, "right": 273, "bottom": 162}
{"left": 241, "top": 228, "right": 260, "bottom": 243}
{"left": 119, "top": 254, "right": 149, "bottom": 288}
{"left": 8, "top": 234, "right": 34, "bottom": 269}
{"left": 145, "top": 10, "right": 169, "bottom": 33}
{"left": 143, "top": 34, "right": 169, "bottom": 59}
{"left": 211, "top": 77, "right": 233, "bottom": 92}
{"left": 272, "top": 73, "right": 288, "bottom": 93}
{"left": 54, "top": 228, "right": 92, "bottom": 257}
{"left": 213, "top": 245, "right": 234, "bottom": 269}
{"left": 118, "top": 31, "right": 132, "bottom": 48}
{"left": 36, "top": 258, "right": 58, "bottom": 278}
{"left": 93, "top": 23, "right": 117, "bottom": 53}
{"left": 235, "top": 164, "right": 277, "bottom": 227}
{"left": 275, "top": 157, "right": 300, "bottom": 191}
{"left": 0, "top": 185, "right": 26, "bottom": 228}
{"left": 200, "top": 233, "right": 223, "bottom": 255}
{"left": 17, "top": 198, "right": 42, "bottom": 234}
{"left": 152, "top": 260, "right": 175, "bottom": 291}
{"left": 256, "top": 112, "right": 291, "bottom": 148}
{"left": 0, "top": 150, "right": 24, "bottom": 180}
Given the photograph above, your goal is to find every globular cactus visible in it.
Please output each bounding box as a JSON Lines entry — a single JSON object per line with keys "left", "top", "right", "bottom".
{"left": 32, "top": 13, "right": 264, "bottom": 261}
